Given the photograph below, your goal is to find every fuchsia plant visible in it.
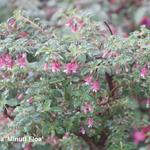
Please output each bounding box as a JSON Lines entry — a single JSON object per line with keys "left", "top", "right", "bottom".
{"left": 0, "top": 10, "right": 149, "bottom": 150}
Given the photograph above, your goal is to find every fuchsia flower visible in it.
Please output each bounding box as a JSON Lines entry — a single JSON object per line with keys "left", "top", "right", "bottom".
{"left": 66, "top": 17, "right": 84, "bottom": 32}
{"left": 140, "top": 16, "right": 150, "bottom": 28}
{"left": 140, "top": 67, "right": 148, "bottom": 78}
{"left": 44, "top": 63, "right": 49, "bottom": 71}
{"left": 46, "top": 135, "right": 59, "bottom": 146}
{"left": 64, "top": 60, "right": 79, "bottom": 74}
{"left": 27, "top": 97, "right": 33, "bottom": 104}
{"left": 82, "top": 102, "right": 93, "bottom": 114}
{"left": 3, "top": 53, "right": 14, "bottom": 69}
{"left": 7, "top": 17, "right": 17, "bottom": 29}
{"left": 17, "top": 53, "right": 27, "bottom": 67}
{"left": 63, "top": 132, "right": 70, "bottom": 139}
{"left": 133, "top": 130, "right": 145, "bottom": 145}
{"left": 51, "top": 60, "right": 61, "bottom": 73}
{"left": 84, "top": 75, "right": 93, "bottom": 85}
{"left": 80, "top": 127, "right": 85, "bottom": 135}
{"left": 17, "top": 93, "right": 24, "bottom": 101}
{"left": 91, "top": 80, "right": 100, "bottom": 92}
{"left": 87, "top": 117, "right": 94, "bottom": 128}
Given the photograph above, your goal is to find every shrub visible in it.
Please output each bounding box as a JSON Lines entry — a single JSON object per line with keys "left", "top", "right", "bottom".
{"left": 0, "top": 10, "right": 149, "bottom": 150}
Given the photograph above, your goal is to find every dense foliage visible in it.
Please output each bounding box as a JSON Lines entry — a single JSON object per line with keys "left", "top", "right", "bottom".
{"left": 0, "top": 8, "right": 150, "bottom": 150}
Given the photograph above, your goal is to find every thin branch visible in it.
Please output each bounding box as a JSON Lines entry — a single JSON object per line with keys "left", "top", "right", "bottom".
{"left": 104, "top": 21, "right": 113, "bottom": 35}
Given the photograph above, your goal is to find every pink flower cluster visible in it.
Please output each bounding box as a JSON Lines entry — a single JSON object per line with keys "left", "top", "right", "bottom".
{"left": 44, "top": 60, "right": 79, "bottom": 75}
{"left": 133, "top": 125, "right": 150, "bottom": 145}
{"left": 66, "top": 17, "right": 84, "bottom": 32}
{"left": 0, "top": 53, "right": 27, "bottom": 69}
{"left": 84, "top": 75, "right": 100, "bottom": 92}
{"left": 140, "top": 66, "right": 149, "bottom": 78}
{"left": 82, "top": 102, "right": 93, "bottom": 114}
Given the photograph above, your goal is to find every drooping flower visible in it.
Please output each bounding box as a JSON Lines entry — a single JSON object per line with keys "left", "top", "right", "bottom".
{"left": 66, "top": 17, "right": 84, "bottom": 32}
{"left": 3, "top": 53, "right": 14, "bottom": 69}
{"left": 7, "top": 17, "right": 17, "bottom": 29}
{"left": 141, "top": 125, "right": 150, "bottom": 136}
{"left": 133, "top": 130, "right": 145, "bottom": 145}
{"left": 87, "top": 117, "right": 94, "bottom": 128}
{"left": 64, "top": 60, "right": 79, "bottom": 74}
{"left": 51, "top": 60, "right": 61, "bottom": 73}
{"left": 81, "top": 102, "right": 93, "bottom": 114}
{"left": 140, "top": 67, "right": 148, "bottom": 78}
{"left": 17, "top": 93, "right": 24, "bottom": 101}
{"left": 146, "top": 99, "right": 150, "bottom": 108}
{"left": 46, "top": 135, "right": 59, "bottom": 146}
{"left": 84, "top": 75, "right": 93, "bottom": 85}
{"left": 27, "top": 97, "right": 33, "bottom": 104}
{"left": 63, "top": 132, "right": 70, "bottom": 139}
{"left": 44, "top": 63, "right": 49, "bottom": 71}
{"left": 140, "top": 16, "right": 150, "bottom": 28}
{"left": 17, "top": 53, "right": 27, "bottom": 67}
{"left": 17, "top": 31, "right": 29, "bottom": 38}
{"left": 91, "top": 80, "right": 100, "bottom": 92}
{"left": 80, "top": 127, "right": 85, "bottom": 135}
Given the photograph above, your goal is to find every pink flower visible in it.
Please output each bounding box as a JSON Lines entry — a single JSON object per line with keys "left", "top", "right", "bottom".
{"left": 140, "top": 67, "right": 148, "bottom": 78}
{"left": 44, "top": 63, "right": 49, "bottom": 71}
{"left": 3, "top": 53, "right": 14, "bottom": 68}
{"left": 17, "top": 53, "right": 27, "bottom": 67}
{"left": 51, "top": 60, "right": 61, "bottom": 73}
{"left": 84, "top": 75, "right": 93, "bottom": 85}
{"left": 146, "top": 99, "right": 150, "bottom": 108}
{"left": 82, "top": 102, "right": 93, "bottom": 114}
{"left": 64, "top": 61, "right": 79, "bottom": 74}
{"left": 27, "top": 97, "right": 33, "bottom": 104}
{"left": 46, "top": 135, "right": 59, "bottom": 146}
{"left": 91, "top": 80, "right": 100, "bottom": 92}
{"left": 7, "top": 17, "right": 17, "bottom": 29}
{"left": 66, "top": 17, "right": 84, "bottom": 32}
{"left": 17, "top": 31, "right": 29, "bottom": 38}
{"left": 133, "top": 130, "right": 145, "bottom": 145}
{"left": 140, "top": 16, "right": 150, "bottom": 28}
{"left": 17, "top": 93, "right": 24, "bottom": 101}
{"left": 80, "top": 127, "right": 85, "bottom": 135}
{"left": 63, "top": 132, "right": 70, "bottom": 139}
{"left": 87, "top": 117, "right": 94, "bottom": 128}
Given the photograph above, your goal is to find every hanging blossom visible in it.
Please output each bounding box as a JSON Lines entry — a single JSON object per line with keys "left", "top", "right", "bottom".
{"left": 141, "top": 125, "right": 150, "bottom": 137}
{"left": 81, "top": 102, "right": 93, "bottom": 114}
{"left": 46, "top": 135, "right": 59, "bottom": 146}
{"left": 133, "top": 130, "right": 145, "bottom": 145}
{"left": 146, "top": 99, "right": 150, "bottom": 108}
{"left": 91, "top": 80, "right": 100, "bottom": 92}
{"left": 0, "top": 53, "right": 14, "bottom": 69}
{"left": 51, "top": 60, "right": 61, "bottom": 73}
{"left": 80, "top": 127, "right": 85, "bottom": 135}
{"left": 17, "top": 93, "right": 24, "bottom": 101}
{"left": 84, "top": 75, "right": 93, "bottom": 85}
{"left": 62, "top": 132, "right": 70, "bottom": 140}
{"left": 140, "top": 67, "right": 149, "bottom": 78}
{"left": 17, "top": 53, "right": 27, "bottom": 67}
{"left": 44, "top": 63, "right": 49, "bottom": 71}
{"left": 140, "top": 16, "right": 150, "bottom": 28}
{"left": 66, "top": 17, "right": 84, "bottom": 32}
{"left": 64, "top": 60, "right": 79, "bottom": 74}
{"left": 87, "top": 117, "right": 94, "bottom": 128}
